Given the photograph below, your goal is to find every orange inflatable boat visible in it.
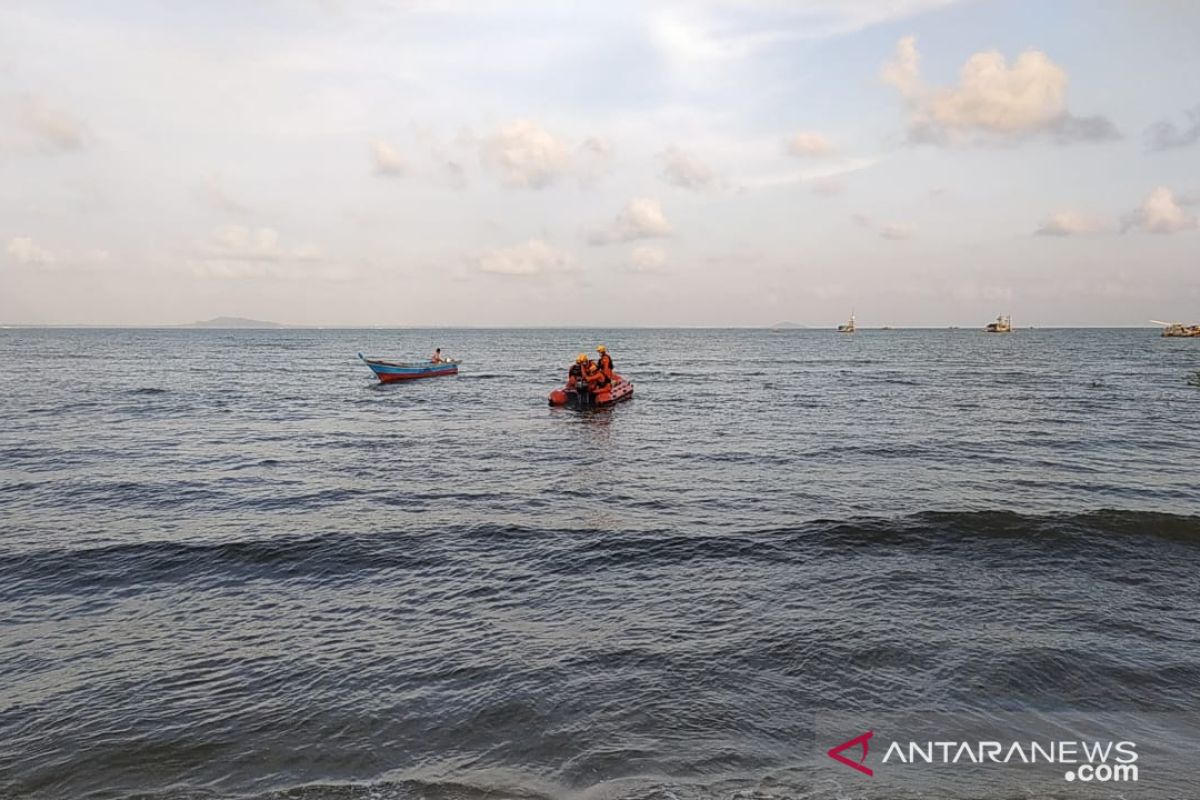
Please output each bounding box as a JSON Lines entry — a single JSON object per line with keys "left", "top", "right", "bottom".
{"left": 549, "top": 374, "right": 634, "bottom": 410}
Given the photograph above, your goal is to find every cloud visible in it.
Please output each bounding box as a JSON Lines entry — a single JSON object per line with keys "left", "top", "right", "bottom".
{"left": 370, "top": 140, "right": 406, "bottom": 176}
{"left": 472, "top": 239, "right": 577, "bottom": 276}
{"left": 479, "top": 120, "right": 572, "bottom": 189}
{"left": 1034, "top": 210, "right": 1110, "bottom": 237}
{"left": 738, "top": 154, "right": 879, "bottom": 190}
{"left": 427, "top": 132, "right": 470, "bottom": 189}
{"left": 649, "top": 12, "right": 791, "bottom": 67}
{"left": 197, "top": 173, "right": 250, "bottom": 213}
{"left": 882, "top": 34, "right": 921, "bottom": 96}
{"left": 852, "top": 215, "right": 913, "bottom": 239}
{"left": 810, "top": 176, "right": 844, "bottom": 197}
{"left": 1052, "top": 114, "right": 1121, "bottom": 144}
{"left": 577, "top": 136, "right": 615, "bottom": 186}
{"left": 629, "top": 244, "right": 667, "bottom": 273}
{"left": 589, "top": 198, "right": 672, "bottom": 245}
{"left": 1, "top": 94, "right": 87, "bottom": 153}
{"left": 882, "top": 36, "right": 1119, "bottom": 145}
{"left": 659, "top": 146, "right": 716, "bottom": 190}
{"left": 440, "top": 158, "right": 468, "bottom": 189}
{"left": 880, "top": 222, "right": 915, "bottom": 240}
{"left": 1121, "top": 187, "right": 1197, "bottom": 235}
{"left": 1144, "top": 105, "right": 1200, "bottom": 152}
{"left": 202, "top": 225, "right": 320, "bottom": 261}
{"left": 191, "top": 226, "right": 338, "bottom": 279}
{"left": 786, "top": 131, "right": 835, "bottom": 157}
{"left": 5, "top": 236, "right": 56, "bottom": 265}
{"left": 648, "top": 2, "right": 963, "bottom": 68}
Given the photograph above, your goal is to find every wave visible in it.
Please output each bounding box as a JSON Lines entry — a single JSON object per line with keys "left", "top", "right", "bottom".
{"left": 2, "top": 510, "right": 1196, "bottom": 604}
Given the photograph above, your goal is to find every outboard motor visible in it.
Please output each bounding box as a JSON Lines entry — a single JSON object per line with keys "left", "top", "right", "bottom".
{"left": 567, "top": 383, "right": 594, "bottom": 410}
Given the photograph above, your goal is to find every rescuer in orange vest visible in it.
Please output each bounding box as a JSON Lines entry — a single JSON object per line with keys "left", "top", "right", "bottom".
{"left": 567, "top": 353, "right": 587, "bottom": 388}
{"left": 596, "top": 345, "right": 614, "bottom": 380}
{"left": 583, "top": 356, "right": 609, "bottom": 389}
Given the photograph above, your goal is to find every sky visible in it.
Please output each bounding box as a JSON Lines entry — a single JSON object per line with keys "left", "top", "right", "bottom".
{"left": 0, "top": 0, "right": 1197, "bottom": 327}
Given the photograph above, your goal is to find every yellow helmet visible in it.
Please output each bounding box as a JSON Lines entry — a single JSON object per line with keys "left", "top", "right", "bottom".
{"left": 597, "top": 345, "right": 607, "bottom": 353}
{"left": 576, "top": 353, "right": 587, "bottom": 363}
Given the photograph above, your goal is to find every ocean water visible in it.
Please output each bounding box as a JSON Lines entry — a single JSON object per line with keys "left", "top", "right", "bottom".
{"left": 1, "top": 327, "right": 1198, "bottom": 799}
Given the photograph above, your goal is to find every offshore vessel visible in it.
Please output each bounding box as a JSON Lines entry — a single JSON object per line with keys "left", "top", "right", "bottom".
{"left": 985, "top": 315, "right": 1012, "bottom": 333}
{"left": 1151, "top": 320, "right": 1200, "bottom": 338}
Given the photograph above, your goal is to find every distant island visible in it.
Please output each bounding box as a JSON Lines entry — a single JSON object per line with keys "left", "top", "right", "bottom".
{"left": 771, "top": 321, "right": 808, "bottom": 329}
{"left": 184, "top": 317, "right": 283, "bottom": 329}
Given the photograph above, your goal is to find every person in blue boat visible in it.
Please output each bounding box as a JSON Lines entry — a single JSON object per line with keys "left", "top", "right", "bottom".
{"left": 431, "top": 347, "right": 443, "bottom": 364}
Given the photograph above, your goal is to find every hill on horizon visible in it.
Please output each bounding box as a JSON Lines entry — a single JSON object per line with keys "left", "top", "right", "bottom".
{"left": 185, "top": 316, "right": 283, "bottom": 329}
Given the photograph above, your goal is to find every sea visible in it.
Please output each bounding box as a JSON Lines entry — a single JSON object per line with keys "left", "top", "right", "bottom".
{"left": 1, "top": 327, "right": 1198, "bottom": 800}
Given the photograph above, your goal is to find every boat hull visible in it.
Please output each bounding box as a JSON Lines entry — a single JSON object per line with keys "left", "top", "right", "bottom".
{"left": 359, "top": 353, "right": 459, "bottom": 382}
{"left": 549, "top": 376, "right": 634, "bottom": 410}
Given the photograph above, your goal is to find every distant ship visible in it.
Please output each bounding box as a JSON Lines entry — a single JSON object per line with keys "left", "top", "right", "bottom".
{"left": 985, "top": 315, "right": 1012, "bottom": 333}
{"left": 1151, "top": 320, "right": 1200, "bottom": 338}
{"left": 837, "top": 312, "right": 856, "bottom": 334}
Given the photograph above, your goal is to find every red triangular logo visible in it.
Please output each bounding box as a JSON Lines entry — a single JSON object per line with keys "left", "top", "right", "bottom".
{"left": 827, "top": 730, "right": 874, "bottom": 776}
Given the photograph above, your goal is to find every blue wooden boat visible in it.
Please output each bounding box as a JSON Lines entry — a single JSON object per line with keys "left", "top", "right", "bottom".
{"left": 358, "top": 353, "right": 459, "bottom": 383}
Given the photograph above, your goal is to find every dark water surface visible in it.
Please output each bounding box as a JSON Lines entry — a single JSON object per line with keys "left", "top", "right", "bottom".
{"left": 1, "top": 328, "right": 1198, "bottom": 799}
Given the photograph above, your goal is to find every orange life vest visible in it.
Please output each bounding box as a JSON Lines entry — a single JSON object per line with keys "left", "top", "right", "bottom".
{"left": 584, "top": 361, "right": 609, "bottom": 388}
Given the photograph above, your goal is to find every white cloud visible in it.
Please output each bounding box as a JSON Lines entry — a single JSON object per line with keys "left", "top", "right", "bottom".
{"left": 850, "top": 214, "right": 913, "bottom": 239}
{"left": 473, "top": 239, "right": 577, "bottom": 276}
{"left": 191, "top": 226, "right": 334, "bottom": 278}
{"left": 810, "top": 176, "right": 844, "bottom": 197}
{"left": 197, "top": 173, "right": 250, "bottom": 213}
{"left": 739, "top": 155, "right": 879, "bottom": 190}
{"left": 479, "top": 120, "right": 572, "bottom": 189}
{"left": 659, "top": 146, "right": 716, "bottom": 190}
{"left": 786, "top": 131, "right": 835, "bottom": 156}
{"left": 650, "top": 12, "right": 791, "bottom": 67}
{"left": 589, "top": 198, "right": 672, "bottom": 245}
{"left": 880, "top": 222, "right": 915, "bottom": 240}
{"left": 649, "top": 2, "right": 964, "bottom": 67}
{"left": 5, "top": 236, "right": 57, "bottom": 265}
{"left": 577, "top": 136, "right": 615, "bottom": 186}
{"left": 629, "top": 244, "right": 667, "bottom": 273}
{"left": 203, "top": 225, "right": 319, "bottom": 261}
{"left": 1, "top": 94, "right": 87, "bottom": 153}
{"left": 1121, "top": 187, "right": 1197, "bottom": 235}
{"left": 1035, "top": 211, "right": 1110, "bottom": 237}
{"left": 882, "top": 36, "right": 1118, "bottom": 145}
{"left": 881, "top": 35, "right": 921, "bottom": 96}
{"left": 425, "top": 132, "right": 470, "bottom": 189}
{"left": 370, "top": 140, "right": 406, "bottom": 176}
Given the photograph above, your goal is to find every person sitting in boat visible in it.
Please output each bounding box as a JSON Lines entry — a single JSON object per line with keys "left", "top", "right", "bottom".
{"left": 567, "top": 353, "right": 587, "bottom": 388}
{"left": 430, "top": 348, "right": 443, "bottom": 364}
{"left": 583, "top": 356, "right": 610, "bottom": 389}
{"left": 596, "top": 345, "right": 614, "bottom": 379}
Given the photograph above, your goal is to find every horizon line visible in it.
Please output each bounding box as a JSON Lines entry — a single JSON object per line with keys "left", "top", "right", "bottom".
{"left": 0, "top": 323, "right": 1171, "bottom": 330}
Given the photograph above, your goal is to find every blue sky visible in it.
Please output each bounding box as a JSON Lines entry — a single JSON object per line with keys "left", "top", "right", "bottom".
{"left": 0, "top": 0, "right": 1197, "bottom": 326}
